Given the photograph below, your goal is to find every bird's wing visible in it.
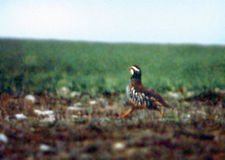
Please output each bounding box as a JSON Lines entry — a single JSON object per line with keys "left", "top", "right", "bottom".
{"left": 135, "top": 85, "right": 172, "bottom": 108}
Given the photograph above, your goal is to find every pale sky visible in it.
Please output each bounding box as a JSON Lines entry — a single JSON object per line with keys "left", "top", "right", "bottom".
{"left": 0, "top": 0, "right": 225, "bottom": 44}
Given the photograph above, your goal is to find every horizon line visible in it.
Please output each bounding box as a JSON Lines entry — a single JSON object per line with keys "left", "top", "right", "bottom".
{"left": 0, "top": 36, "right": 225, "bottom": 46}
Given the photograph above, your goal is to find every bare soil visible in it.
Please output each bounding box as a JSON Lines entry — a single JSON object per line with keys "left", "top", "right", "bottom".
{"left": 0, "top": 92, "right": 224, "bottom": 160}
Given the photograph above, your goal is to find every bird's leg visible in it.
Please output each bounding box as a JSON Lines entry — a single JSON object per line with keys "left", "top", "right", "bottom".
{"left": 157, "top": 108, "right": 166, "bottom": 118}
{"left": 152, "top": 101, "right": 166, "bottom": 118}
{"left": 121, "top": 105, "right": 135, "bottom": 118}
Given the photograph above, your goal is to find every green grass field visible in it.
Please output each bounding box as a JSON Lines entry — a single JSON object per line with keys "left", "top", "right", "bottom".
{"left": 0, "top": 38, "right": 224, "bottom": 95}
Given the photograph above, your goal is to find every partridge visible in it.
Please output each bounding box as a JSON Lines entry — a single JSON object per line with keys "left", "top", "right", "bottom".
{"left": 122, "top": 65, "right": 173, "bottom": 118}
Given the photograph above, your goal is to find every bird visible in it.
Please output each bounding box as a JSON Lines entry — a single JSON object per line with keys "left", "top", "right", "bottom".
{"left": 121, "top": 65, "right": 173, "bottom": 118}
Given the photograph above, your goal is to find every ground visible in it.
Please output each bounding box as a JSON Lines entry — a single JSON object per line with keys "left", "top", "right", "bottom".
{"left": 0, "top": 91, "right": 224, "bottom": 160}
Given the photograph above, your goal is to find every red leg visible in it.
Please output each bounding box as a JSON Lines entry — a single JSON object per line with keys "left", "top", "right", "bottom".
{"left": 121, "top": 106, "right": 135, "bottom": 118}
{"left": 156, "top": 108, "right": 166, "bottom": 118}
{"left": 153, "top": 101, "right": 166, "bottom": 118}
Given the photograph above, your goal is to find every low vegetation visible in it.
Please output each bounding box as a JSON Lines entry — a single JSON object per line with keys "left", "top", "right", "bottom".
{"left": 0, "top": 38, "right": 224, "bottom": 95}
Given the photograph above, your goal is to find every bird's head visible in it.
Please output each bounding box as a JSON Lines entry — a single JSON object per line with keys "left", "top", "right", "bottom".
{"left": 128, "top": 65, "right": 142, "bottom": 80}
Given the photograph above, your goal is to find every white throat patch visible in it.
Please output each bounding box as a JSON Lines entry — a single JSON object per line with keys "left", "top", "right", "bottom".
{"left": 130, "top": 69, "right": 134, "bottom": 75}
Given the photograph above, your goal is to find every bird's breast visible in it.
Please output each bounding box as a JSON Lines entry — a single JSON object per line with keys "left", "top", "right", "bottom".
{"left": 127, "top": 86, "right": 153, "bottom": 108}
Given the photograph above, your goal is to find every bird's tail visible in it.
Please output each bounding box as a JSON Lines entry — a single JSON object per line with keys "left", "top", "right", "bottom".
{"left": 149, "top": 89, "right": 174, "bottom": 110}
{"left": 162, "top": 101, "right": 172, "bottom": 108}
{"left": 157, "top": 98, "right": 174, "bottom": 110}
{"left": 163, "top": 102, "right": 174, "bottom": 110}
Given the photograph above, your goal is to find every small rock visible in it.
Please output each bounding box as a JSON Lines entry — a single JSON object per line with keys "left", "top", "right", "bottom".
{"left": 89, "top": 100, "right": 97, "bottom": 105}
{"left": 215, "top": 88, "right": 220, "bottom": 93}
{"left": 24, "top": 95, "right": 36, "bottom": 104}
{"left": 57, "top": 86, "right": 71, "bottom": 98}
{"left": 67, "top": 102, "right": 83, "bottom": 111}
{"left": 34, "top": 109, "right": 55, "bottom": 122}
{"left": 186, "top": 114, "right": 191, "bottom": 118}
{"left": 0, "top": 133, "right": 8, "bottom": 143}
{"left": 168, "top": 92, "right": 181, "bottom": 99}
{"left": 15, "top": 113, "right": 27, "bottom": 120}
{"left": 186, "top": 91, "right": 195, "bottom": 97}
{"left": 182, "top": 114, "right": 191, "bottom": 122}
{"left": 68, "top": 106, "right": 83, "bottom": 111}
{"left": 72, "top": 115, "right": 79, "bottom": 119}
{"left": 61, "top": 86, "right": 70, "bottom": 93}
{"left": 70, "top": 91, "right": 81, "bottom": 98}
{"left": 34, "top": 109, "right": 54, "bottom": 116}
{"left": 113, "top": 142, "right": 125, "bottom": 150}
{"left": 40, "top": 144, "right": 50, "bottom": 151}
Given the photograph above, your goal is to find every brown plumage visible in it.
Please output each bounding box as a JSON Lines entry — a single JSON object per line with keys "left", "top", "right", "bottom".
{"left": 121, "top": 65, "right": 173, "bottom": 118}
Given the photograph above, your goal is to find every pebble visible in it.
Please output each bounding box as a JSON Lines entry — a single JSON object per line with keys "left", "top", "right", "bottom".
{"left": 186, "top": 91, "right": 195, "bottom": 97}
{"left": 72, "top": 115, "right": 79, "bottom": 119}
{"left": 186, "top": 114, "right": 191, "bottom": 118}
{"left": 34, "top": 109, "right": 54, "bottom": 116}
{"left": 39, "top": 144, "right": 50, "bottom": 151}
{"left": 24, "top": 95, "right": 36, "bottom": 103}
{"left": 0, "top": 133, "right": 8, "bottom": 143}
{"left": 15, "top": 113, "right": 27, "bottom": 120}
{"left": 61, "top": 87, "right": 70, "bottom": 94}
{"left": 89, "top": 100, "right": 97, "bottom": 105}
{"left": 57, "top": 86, "right": 71, "bottom": 98}
{"left": 70, "top": 91, "right": 81, "bottom": 98}
{"left": 68, "top": 106, "right": 83, "bottom": 111}
{"left": 67, "top": 102, "right": 83, "bottom": 111}
{"left": 113, "top": 142, "right": 125, "bottom": 150}
{"left": 167, "top": 92, "right": 181, "bottom": 99}
{"left": 34, "top": 109, "right": 55, "bottom": 122}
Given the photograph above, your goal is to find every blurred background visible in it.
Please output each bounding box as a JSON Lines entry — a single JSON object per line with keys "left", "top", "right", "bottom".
{"left": 0, "top": 0, "right": 224, "bottom": 95}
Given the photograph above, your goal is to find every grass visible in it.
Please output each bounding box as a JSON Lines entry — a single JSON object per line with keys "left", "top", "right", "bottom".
{"left": 0, "top": 38, "right": 224, "bottom": 95}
